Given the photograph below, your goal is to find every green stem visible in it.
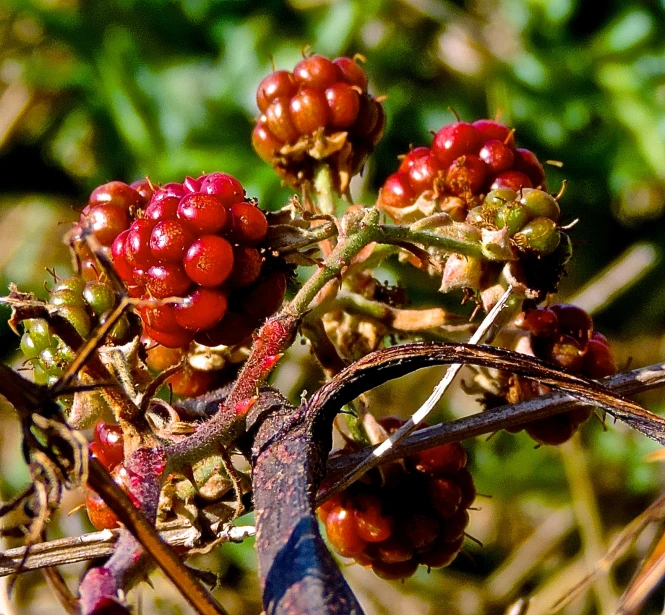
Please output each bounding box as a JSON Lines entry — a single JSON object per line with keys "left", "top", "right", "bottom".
{"left": 313, "top": 164, "right": 337, "bottom": 216}
{"left": 378, "top": 224, "right": 485, "bottom": 259}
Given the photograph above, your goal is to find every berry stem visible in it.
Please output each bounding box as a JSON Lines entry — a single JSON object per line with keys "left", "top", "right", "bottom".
{"left": 376, "top": 224, "right": 486, "bottom": 259}
{"left": 312, "top": 164, "right": 338, "bottom": 216}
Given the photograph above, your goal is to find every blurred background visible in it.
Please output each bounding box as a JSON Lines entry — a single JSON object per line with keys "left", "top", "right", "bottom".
{"left": 1, "top": 0, "right": 665, "bottom": 613}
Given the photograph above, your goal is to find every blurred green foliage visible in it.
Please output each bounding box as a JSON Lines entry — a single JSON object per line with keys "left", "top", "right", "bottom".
{"left": 2, "top": 1, "right": 665, "bottom": 613}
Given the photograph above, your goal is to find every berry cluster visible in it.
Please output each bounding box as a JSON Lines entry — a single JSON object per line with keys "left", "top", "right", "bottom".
{"left": 252, "top": 55, "right": 385, "bottom": 190}
{"left": 505, "top": 304, "right": 617, "bottom": 444}
{"left": 78, "top": 173, "right": 286, "bottom": 350}
{"left": 318, "top": 418, "right": 475, "bottom": 580}
{"left": 378, "top": 120, "right": 546, "bottom": 221}
{"left": 466, "top": 187, "right": 562, "bottom": 256}
{"left": 19, "top": 276, "right": 132, "bottom": 386}
{"left": 85, "top": 421, "right": 127, "bottom": 530}
{"left": 75, "top": 180, "right": 154, "bottom": 281}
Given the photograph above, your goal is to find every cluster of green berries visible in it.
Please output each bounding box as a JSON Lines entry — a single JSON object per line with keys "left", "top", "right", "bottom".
{"left": 505, "top": 304, "right": 617, "bottom": 444}
{"left": 319, "top": 418, "right": 475, "bottom": 580}
{"left": 20, "top": 276, "right": 132, "bottom": 386}
{"left": 378, "top": 119, "right": 546, "bottom": 220}
{"left": 252, "top": 54, "right": 384, "bottom": 190}
{"left": 467, "top": 187, "right": 562, "bottom": 255}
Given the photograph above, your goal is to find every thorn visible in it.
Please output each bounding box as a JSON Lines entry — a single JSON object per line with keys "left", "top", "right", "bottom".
{"left": 234, "top": 396, "right": 258, "bottom": 417}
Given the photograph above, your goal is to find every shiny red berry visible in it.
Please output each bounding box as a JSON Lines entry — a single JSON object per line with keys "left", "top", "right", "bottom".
{"left": 293, "top": 55, "right": 341, "bottom": 90}
{"left": 333, "top": 57, "right": 368, "bottom": 91}
{"left": 256, "top": 70, "right": 297, "bottom": 113}
{"left": 228, "top": 202, "right": 268, "bottom": 245}
{"left": 266, "top": 98, "right": 300, "bottom": 143}
{"left": 183, "top": 235, "right": 234, "bottom": 287}
{"left": 479, "top": 139, "right": 515, "bottom": 174}
{"left": 325, "top": 82, "right": 361, "bottom": 129}
{"left": 491, "top": 170, "right": 533, "bottom": 191}
{"left": 175, "top": 288, "right": 228, "bottom": 331}
{"left": 252, "top": 121, "right": 284, "bottom": 162}
{"left": 199, "top": 172, "right": 246, "bottom": 205}
{"left": 445, "top": 154, "right": 486, "bottom": 195}
{"left": 149, "top": 220, "right": 196, "bottom": 262}
{"left": 379, "top": 173, "right": 416, "bottom": 208}
{"left": 146, "top": 264, "right": 191, "bottom": 299}
{"left": 432, "top": 122, "right": 482, "bottom": 168}
{"left": 290, "top": 88, "right": 329, "bottom": 135}
{"left": 177, "top": 193, "right": 229, "bottom": 234}
{"left": 325, "top": 505, "right": 367, "bottom": 557}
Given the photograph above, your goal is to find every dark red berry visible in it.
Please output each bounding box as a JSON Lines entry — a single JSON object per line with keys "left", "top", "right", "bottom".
{"left": 432, "top": 122, "right": 482, "bottom": 168}
{"left": 199, "top": 172, "right": 246, "bottom": 205}
{"left": 111, "top": 231, "right": 135, "bottom": 282}
{"left": 194, "top": 311, "right": 256, "bottom": 346}
{"left": 371, "top": 558, "right": 418, "bottom": 580}
{"left": 398, "top": 147, "right": 431, "bottom": 173}
{"left": 514, "top": 148, "right": 546, "bottom": 187}
{"left": 88, "top": 181, "right": 140, "bottom": 210}
{"left": 228, "top": 246, "right": 263, "bottom": 287}
{"left": 293, "top": 55, "right": 341, "bottom": 90}
{"left": 379, "top": 173, "right": 416, "bottom": 208}
{"left": 144, "top": 325, "right": 193, "bottom": 349}
{"left": 325, "top": 82, "right": 361, "bottom": 129}
{"left": 177, "top": 193, "right": 229, "bottom": 234}
{"left": 252, "top": 121, "right": 284, "bottom": 162}
{"left": 149, "top": 220, "right": 196, "bottom": 262}
{"left": 174, "top": 288, "right": 228, "bottom": 331}
{"left": 550, "top": 334, "right": 586, "bottom": 372}
{"left": 491, "top": 170, "right": 533, "bottom": 191}
{"left": 183, "top": 235, "right": 234, "bottom": 287}
{"left": 412, "top": 442, "right": 467, "bottom": 475}
{"left": 403, "top": 512, "right": 440, "bottom": 551}
{"left": 479, "top": 139, "right": 515, "bottom": 174}
{"left": 583, "top": 338, "right": 616, "bottom": 379}
{"left": 408, "top": 152, "right": 442, "bottom": 193}
{"left": 419, "top": 536, "right": 464, "bottom": 569}
{"left": 140, "top": 303, "right": 180, "bottom": 333}
{"left": 146, "top": 264, "right": 191, "bottom": 299}
{"left": 86, "top": 205, "right": 131, "bottom": 246}
{"left": 517, "top": 307, "right": 559, "bottom": 338}
{"left": 352, "top": 495, "right": 393, "bottom": 543}
{"left": 333, "top": 57, "right": 368, "bottom": 91}
{"left": 228, "top": 202, "right": 268, "bottom": 245}
{"left": 257, "top": 70, "right": 297, "bottom": 113}
{"left": 125, "top": 220, "right": 156, "bottom": 268}
{"left": 325, "top": 505, "right": 367, "bottom": 557}
{"left": 445, "top": 154, "right": 486, "bottom": 195}
{"left": 290, "top": 88, "right": 329, "bottom": 134}
{"left": 266, "top": 98, "right": 300, "bottom": 143}
{"left": 244, "top": 271, "right": 287, "bottom": 319}
{"left": 428, "top": 476, "right": 462, "bottom": 519}
{"left": 93, "top": 422, "right": 124, "bottom": 469}
{"left": 550, "top": 304, "right": 593, "bottom": 343}
{"left": 472, "top": 119, "right": 515, "bottom": 146}
{"left": 144, "top": 196, "right": 179, "bottom": 221}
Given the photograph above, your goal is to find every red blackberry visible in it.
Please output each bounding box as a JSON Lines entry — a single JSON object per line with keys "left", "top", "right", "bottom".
{"left": 319, "top": 418, "right": 474, "bottom": 579}
{"left": 92, "top": 173, "right": 288, "bottom": 354}
{"left": 503, "top": 304, "right": 617, "bottom": 445}
{"left": 378, "top": 118, "right": 547, "bottom": 223}
{"left": 253, "top": 54, "right": 384, "bottom": 193}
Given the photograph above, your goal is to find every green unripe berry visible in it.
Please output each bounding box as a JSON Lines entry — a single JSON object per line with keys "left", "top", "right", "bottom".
{"left": 23, "top": 319, "right": 52, "bottom": 352}
{"left": 83, "top": 282, "right": 116, "bottom": 316}
{"left": 56, "top": 305, "right": 92, "bottom": 339}
{"left": 39, "top": 347, "right": 63, "bottom": 374}
{"left": 108, "top": 315, "right": 130, "bottom": 343}
{"left": 51, "top": 288, "right": 87, "bottom": 308}
{"left": 20, "top": 333, "right": 40, "bottom": 359}
{"left": 484, "top": 188, "right": 517, "bottom": 208}
{"left": 53, "top": 276, "right": 86, "bottom": 295}
{"left": 515, "top": 217, "right": 560, "bottom": 255}
{"left": 32, "top": 363, "right": 49, "bottom": 385}
{"left": 519, "top": 189, "right": 560, "bottom": 221}
{"left": 495, "top": 203, "right": 534, "bottom": 235}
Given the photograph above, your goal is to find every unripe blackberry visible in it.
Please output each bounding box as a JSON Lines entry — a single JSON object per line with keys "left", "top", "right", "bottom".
{"left": 91, "top": 172, "right": 288, "bottom": 354}
{"left": 319, "top": 418, "right": 474, "bottom": 579}
{"left": 465, "top": 187, "right": 563, "bottom": 257}
{"left": 502, "top": 304, "right": 617, "bottom": 445}
{"left": 378, "top": 118, "right": 547, "bottom": 224}
{"left": 18, "top": 276, "right": 133, "bottom": 389}
{"left": 253, "top": 54, "right": 384, "bottom": 193}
